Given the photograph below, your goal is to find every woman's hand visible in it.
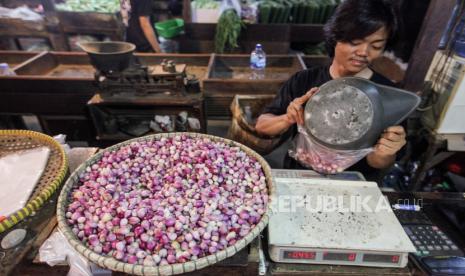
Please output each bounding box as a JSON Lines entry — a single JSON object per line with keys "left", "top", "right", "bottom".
{"left": 285, "top": 87, "right": 319, "bottom": 125}
{"left": 373, "top": 126, "right": 406, "bottom": 156}
{"left": 367, "top": 125, "right": 406, "bottom": 169}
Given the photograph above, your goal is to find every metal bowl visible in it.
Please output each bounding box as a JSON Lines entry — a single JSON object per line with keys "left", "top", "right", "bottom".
{"left": 78, "top": 41, "right": 136, "bottom": 73}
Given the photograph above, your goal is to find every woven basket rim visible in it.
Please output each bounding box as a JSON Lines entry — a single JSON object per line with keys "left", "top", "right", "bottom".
{"left": 0, "top": 129, "right": 68, "bottom": 233}
{"left": 230, "top": 94, "right": 280, "bottom": 139}
{"left": 57, "top": 132, "right": 273, "bottom": 275}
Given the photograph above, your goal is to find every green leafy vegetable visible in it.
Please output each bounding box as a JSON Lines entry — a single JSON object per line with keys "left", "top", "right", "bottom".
{"left": 55, "top": 0, "right": 120, "bottom": 13}
{"left": 214, "top": 9, "right": 244, "bottom": 53}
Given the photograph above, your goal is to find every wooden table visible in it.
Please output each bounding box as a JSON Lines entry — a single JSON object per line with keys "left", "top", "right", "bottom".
{"left": 4, "top": 150, "right": 465, "bottom": 275}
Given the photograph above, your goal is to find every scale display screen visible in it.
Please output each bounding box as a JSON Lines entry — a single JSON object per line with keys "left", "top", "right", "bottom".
{"left": 363, "top": 254, "right": 400, "bottom": 263}
{"left": 283, "top": 251, "right": 316, "bottom": 260}
{"left": 323, "top": 252, "right": 356, "bottom": 261}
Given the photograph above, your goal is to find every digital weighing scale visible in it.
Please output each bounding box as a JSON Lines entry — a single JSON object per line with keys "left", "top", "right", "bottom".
{"left": 268, "top": 169, "right": 416, "bottom": 268}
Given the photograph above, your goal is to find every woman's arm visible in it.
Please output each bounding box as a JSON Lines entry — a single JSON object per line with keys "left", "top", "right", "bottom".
{"left": 256, "top": 88, "right": 319, "bottom": 136}
{"left": 139, "top": 16, "right": 161, "bottom": 52}
{"left": 255, "top": 113, "right": 293, "bottom": 136}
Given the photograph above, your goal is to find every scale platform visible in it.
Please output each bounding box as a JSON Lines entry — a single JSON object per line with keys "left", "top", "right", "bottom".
{"left": 268, "top": 170, "right": 416, "bottom": 268}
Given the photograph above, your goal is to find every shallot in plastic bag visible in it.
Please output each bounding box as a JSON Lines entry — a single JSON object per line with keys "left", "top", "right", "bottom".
{"left": 289, "top": 125, "right": 374, "bottom": 174}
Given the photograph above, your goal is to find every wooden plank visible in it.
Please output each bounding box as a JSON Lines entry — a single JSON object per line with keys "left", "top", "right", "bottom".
{"left": 177, "top": 39, "right": 215, "bottom": 53}
{"left": 241, "top": 24, "right": 290, "bottom": 42}
{"left": 183, "top": 0, "right": 191, "bottom": 23}
{"left": 290, "top": 24, "right": 325, "bottom": 43}
{"left": 56, "top": 11, "right": 124, "bottom": 39}
{"left": 0, "top": 92, "right": 94, "bottom": 114}
{"left": 13, "top": 52, "right": 58, "bottom": 76}
{"left": 0, "top": 18, "right": 48, "bottom": 37}
{"left": 401, "top": 0, "right": 456, "bottom": 92}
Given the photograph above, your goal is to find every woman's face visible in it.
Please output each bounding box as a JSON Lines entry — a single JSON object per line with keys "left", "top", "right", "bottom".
{"left": 333, "top": 26, "right": 388, "bottom": 75}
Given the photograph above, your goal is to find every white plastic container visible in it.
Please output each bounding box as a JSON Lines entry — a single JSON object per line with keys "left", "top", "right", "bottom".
{"left": 191, "top": 2, "right": 221, "bottom": 23}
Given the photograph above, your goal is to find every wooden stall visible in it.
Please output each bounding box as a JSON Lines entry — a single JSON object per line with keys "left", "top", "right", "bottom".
{"left": 203, "top": 54, "right": 304, "bottom": 118}
{"left": 0, "top": 51, "right": 211, "bottom": 145}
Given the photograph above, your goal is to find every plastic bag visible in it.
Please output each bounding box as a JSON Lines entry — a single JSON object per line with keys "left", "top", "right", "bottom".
{"left": 241, "top": 1, "right": 258, "bottom": 23}
{"left": 220, "top": 0, "right": 241, "bottom": 17}
{"left": 39, "top": 230, "right": 93, "bottom": 276}
{"left": 0, "top": 147, "right": 50, "bottom": 217}
{"left": 289, "top": 125, "right": 374, "bottom": 174}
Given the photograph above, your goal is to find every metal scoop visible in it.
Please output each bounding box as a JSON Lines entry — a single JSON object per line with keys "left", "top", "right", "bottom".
{"left": 304, "top": 77, "right": 420, "bottom": 150}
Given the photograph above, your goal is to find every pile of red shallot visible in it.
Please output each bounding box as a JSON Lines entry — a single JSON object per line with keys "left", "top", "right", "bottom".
{"left": 66, "top": 135, "right": 268, "bottom": 266}
{"left": 294, "top": 148, "right": 344, "bottom": 174}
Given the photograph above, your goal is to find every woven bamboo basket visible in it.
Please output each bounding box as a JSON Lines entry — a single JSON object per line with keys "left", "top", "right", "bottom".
{"left": 0, "top": 130, "right": 68, "bottom": 233}
{"left": 227, "top": 95, "right": 283, "bottom": 155}
{"left": 57, "top": 132, "right": 274, "bottom": 275}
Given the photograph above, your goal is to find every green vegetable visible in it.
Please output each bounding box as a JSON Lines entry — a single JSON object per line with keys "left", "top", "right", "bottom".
{"left": 192, "top": 0, "right": 220, "bottom": 9}
{"left": 214, "top": 9, "right": 244, "bottom": 53}
{"left": 55, "top": 0, "right": 120, "bottom": 13}
{"left": 258, "top": 0, "right": 340, "bottom": 24}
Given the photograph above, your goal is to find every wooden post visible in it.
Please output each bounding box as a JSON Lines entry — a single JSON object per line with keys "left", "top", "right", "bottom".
{"left": 183, "top": 0, "right": 191, "bottom": 23}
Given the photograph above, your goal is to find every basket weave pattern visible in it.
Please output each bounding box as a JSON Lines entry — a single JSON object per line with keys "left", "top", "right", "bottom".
{"left": 0, "top": 130, "right": 68, "bottom": 233}
{"left": 57, "top": 132, "right": 273, "bottom": 275}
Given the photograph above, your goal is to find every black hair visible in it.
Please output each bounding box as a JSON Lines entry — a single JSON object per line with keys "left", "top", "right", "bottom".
{"left": 323, "top": 0, "right": 400, "bottom": 57}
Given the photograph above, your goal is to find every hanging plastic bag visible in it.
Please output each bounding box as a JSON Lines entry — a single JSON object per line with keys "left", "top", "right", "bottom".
{"left": 289, "top": 125, "right": 374, "bottom": 174}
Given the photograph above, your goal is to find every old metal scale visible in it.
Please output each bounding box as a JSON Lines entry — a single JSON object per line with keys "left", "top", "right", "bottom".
{"left": 78, "top": 41, "right": 190, "bottom": 97}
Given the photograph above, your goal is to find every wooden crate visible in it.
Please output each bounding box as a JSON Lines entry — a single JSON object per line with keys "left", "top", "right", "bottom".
{"left": 175, "top": 23, "right": 326, "bottom": 54}
{"left": 203, "top": 54, "right": 304, "bottom": 117}
{"left": 87, "top": 93, "right": 206, "bottom": 147}
{"left": 0, "top": 50, "right": 41, "bottom": 70}
{"left": 14, "top": 51, "right": 94, "bottom": 78}
{"left": 0, "top": 51, "right": 95, "bottom": 142}
{"left": 175, "top": 23, "right": 291, "bottom": 54}
{"left": 56, "top": 11, "right": 124, "bottom": 41}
